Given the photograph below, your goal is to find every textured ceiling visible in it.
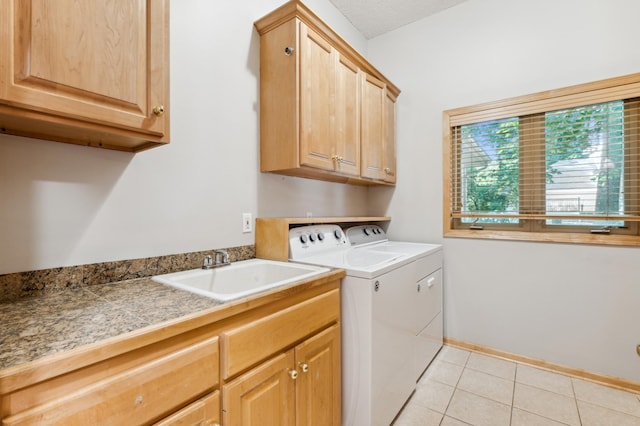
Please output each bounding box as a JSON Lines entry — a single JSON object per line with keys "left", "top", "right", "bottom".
{"left": 329, "top": 0, "right": 469, "bottom": 39}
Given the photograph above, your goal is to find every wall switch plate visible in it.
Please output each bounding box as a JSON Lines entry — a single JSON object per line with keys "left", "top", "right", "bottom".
{"left": 242, "top": 213, "right": 252, "bottom": 233}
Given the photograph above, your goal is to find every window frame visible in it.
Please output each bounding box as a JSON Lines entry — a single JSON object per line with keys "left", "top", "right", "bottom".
{"left": 443, "top": 73, "right": 640, "bottom": 247}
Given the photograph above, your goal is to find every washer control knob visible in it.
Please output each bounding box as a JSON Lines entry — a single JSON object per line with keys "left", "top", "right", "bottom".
{"left": 334, "top": 230, "right": 342, "bottom": 239}
{"left": 363, "top": 228, "right": 370, "bottom": 236}
{"left": 309, "top": 233, "right": 316, "bottom": 242}
{"left": 299, "top": 234, "right": 308, "bottom": 244}
{"left": 317, "top": 233, "right": 325, "bottom": 241}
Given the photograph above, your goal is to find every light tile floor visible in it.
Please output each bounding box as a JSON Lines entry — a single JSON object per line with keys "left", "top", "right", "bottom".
{"left": 393, "top": 345, "right": 640, "bottom": 426}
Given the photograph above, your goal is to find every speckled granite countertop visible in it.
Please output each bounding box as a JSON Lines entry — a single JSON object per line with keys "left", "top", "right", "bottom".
{"left": 0, "top": 278, "right": 220, "bottom": 371}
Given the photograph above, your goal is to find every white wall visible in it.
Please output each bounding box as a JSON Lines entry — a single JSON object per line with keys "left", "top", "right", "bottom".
{"left": 367, "top": 0, "right": 640, "bottom": 382}
{"left": 0, "top": 0, "right": 369, "bottom": 274}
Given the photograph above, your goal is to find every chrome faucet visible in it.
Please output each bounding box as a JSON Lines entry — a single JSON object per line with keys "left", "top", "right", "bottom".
{"left": 202, "top": 250, "right": 231, "bottom": 269}
{"left": 202, "top": 254, "right": 214, "bottom": 269}
{"left": 215, "top": 249, "right": 230, "bottom": 266}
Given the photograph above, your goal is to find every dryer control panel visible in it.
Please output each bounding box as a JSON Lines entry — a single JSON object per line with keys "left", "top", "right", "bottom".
{"left": 345, "top": 225, "right": 388, "bottom": 246}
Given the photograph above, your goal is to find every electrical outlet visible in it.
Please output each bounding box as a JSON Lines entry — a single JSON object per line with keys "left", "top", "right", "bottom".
{"left": 242, "top": 213, "right": 252, "bottom": 233}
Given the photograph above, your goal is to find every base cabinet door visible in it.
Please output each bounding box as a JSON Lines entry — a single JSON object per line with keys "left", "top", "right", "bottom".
{"left": 153, "top": 391, "right": 220, "bottom": 426}
{"left": 222, "top": 352, "right": 296, "bottom": 426}
{"left": 295, "top": 324, "right": 341, "bottom": 426}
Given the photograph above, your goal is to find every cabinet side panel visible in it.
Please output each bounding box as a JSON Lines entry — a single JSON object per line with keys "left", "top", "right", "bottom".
{"left": 259, "top": 19, "right": 299, "bottom": 172}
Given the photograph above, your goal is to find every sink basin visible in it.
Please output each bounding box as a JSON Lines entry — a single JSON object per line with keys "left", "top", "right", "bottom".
{"left": 152, "top": 258, "right": 330, "bottom": 302}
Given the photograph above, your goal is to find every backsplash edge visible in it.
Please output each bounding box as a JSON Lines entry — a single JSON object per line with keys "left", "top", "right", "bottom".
{"left": 0, "top": 245, "right": 256, "bottom": 303}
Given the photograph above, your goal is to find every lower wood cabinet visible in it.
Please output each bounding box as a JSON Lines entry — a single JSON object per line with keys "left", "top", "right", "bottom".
{"left": 1, "top": 336, "right": 220, "bottom": 426}
{"left": 154, "top": 391, "right": 220, "bottom": 426}
{"left": 223, "top": 351, "right": 296, "bottom": 426}
{"left": 292, "top": 324, "right": 341, "bottom": 425}
{"left": 222, "top": 325, "right": 340, "bottom": 426}
{"left": 0, "top": 274, "right": 342, "bottom": 426}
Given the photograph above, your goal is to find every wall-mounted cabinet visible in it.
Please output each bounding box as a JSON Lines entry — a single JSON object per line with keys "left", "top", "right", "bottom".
{"left": 361, "top": 74, "right": 397, "bottom": 184}
{"left": 0, "top": 0, "right": 170, "bottom": 152}
{"left": 255, "top": 0, "right": 400, "bottom": 186}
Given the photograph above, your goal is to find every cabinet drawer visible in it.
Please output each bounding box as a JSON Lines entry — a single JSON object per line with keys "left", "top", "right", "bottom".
{"left": 153, "top": 391, "right": 220, "bottom": 426}
{"left": 221, "top": 289, "right": 339, "bottom": 379}
{"left": 3, "top": 337, "right": 219, "bottom": 426}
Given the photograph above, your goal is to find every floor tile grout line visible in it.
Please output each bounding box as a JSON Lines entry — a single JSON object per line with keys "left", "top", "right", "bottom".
{"left": 570, "top": 377, "right": 584, "bottom": 426}
{"left": 436, "top": 347, "right": 469, "bottom": 426}
{"left": 509, "top": 363, "right": 517, "bottom": 425}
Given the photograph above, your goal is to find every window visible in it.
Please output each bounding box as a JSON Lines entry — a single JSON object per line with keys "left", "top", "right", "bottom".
{"left": 444, "top": 73, "right": 640, "bottom": 246}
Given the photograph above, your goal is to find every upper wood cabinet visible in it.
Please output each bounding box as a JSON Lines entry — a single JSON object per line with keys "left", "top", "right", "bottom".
{"left": 299, "top": 25, "right": 360, "bottom": 177}
{"left": 255, "top": 0, "right": 400, "bottom": 186}
{"left": 361, "top": 74, "right": 397, "bottom": 183}
{"left": 0, "top": 0, "right": 170, "bottom": 152}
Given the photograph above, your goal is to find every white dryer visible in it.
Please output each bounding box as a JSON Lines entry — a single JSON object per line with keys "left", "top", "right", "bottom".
{"left": 289, "top": 224, "right": 442, "bottom": 426}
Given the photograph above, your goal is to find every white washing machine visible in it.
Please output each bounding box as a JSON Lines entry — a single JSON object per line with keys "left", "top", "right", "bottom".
{"left": 289, "top": 224, "right": 443, "bottom": 426}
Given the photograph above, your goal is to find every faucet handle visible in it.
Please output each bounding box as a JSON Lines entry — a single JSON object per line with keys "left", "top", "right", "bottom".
{"left": 215, "top": 249, "right": 230, "bottom": 264}
{"left": 203, "top": 254, "right": 213, "bottom": 268}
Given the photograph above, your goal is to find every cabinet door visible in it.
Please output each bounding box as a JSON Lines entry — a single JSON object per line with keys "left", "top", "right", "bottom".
{"left": 383, "top": 90, "right": 397, "bottom": 183}
{"left": 361, "top": 74, "right": 387, "bottom": 181}
{"left": 299, "top": 23, "right": 334, "bottom": 171}
{"left": 334, "top": 54, "right": 360, "bottom": 176}
{"left": 222, "top": 351, "right": 296, "bottom": 426}
{"left": 0, "top": 0, "right": 168, "bottom": 139}
{"left": 295, "top": 324, "right": 341, "bottom": 426}
{"left": 153, "top": 391, "right": 220, "bottom": 426}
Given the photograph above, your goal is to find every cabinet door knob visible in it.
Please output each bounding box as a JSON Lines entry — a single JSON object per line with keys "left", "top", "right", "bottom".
{"left": 152, "top": 105, "right": 165, "bottom": 116}
{"left": 289, "top": 369, "right": 299, "bottom": 380}
{"left": 284, "top": 46, "right": 295, "bottom": 56}
{"left": 300, "top": 363, "right": 310, "bottom": 373}
{"left": 384, "top": 167, "right": 393, "bottom": 175}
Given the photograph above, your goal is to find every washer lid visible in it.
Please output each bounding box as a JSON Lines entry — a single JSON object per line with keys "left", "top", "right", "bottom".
{"left": 291, "top": 248, "right": 411, "bottom": 279}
